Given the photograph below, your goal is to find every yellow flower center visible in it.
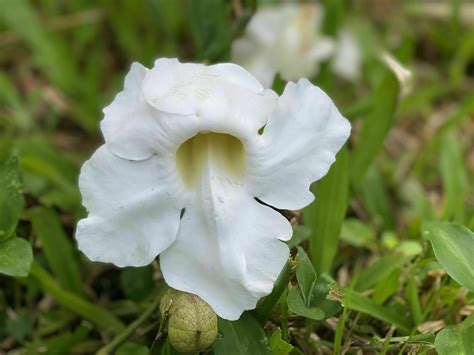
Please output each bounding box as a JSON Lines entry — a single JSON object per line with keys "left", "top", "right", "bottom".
{"left": 176, "top": 132, "right": 246, "bottom": 188}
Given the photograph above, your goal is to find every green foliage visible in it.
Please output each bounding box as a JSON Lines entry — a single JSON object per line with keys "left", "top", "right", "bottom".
{"left": 269, "top": 328, "right": 293, "bottom": 355}
{"left": 422, "top": 222, "right": 474, "bottom": 291}
{"left": 186, "top": 0, "right": 233, "bottom": 62}
{"left": 351, "top": 68, "right": 400, "bottom": 185}
{"left": 29, "top": 207, "right": 83, "bottom": 294}
{"left": 435, "top": 315, "right": 474, "bottom": 355}
{"left": 0, "top": 157, "right": 23, "bottom": 241}
{"left": 0, "top": 237, "right": 33, "bottom": 277}
{"left": 340, "top": 288, "right": 411, "bottom": 333}
{"left": 213, "top": 314, "right": 271, "bottom": 354}
{"left": 0, "top": 156, "right": 32, "bottom": 277}
{"left": 0, "top": 0, "right": 473, "bottom": 353}
{"left": 120, "top": 266, "right": 155, "bottom": 302}
{"left": 305, "top": 148, "right": 349, "bottom": 274}
{"left": 287, "top": 248, "right": 341, "bottom": 321}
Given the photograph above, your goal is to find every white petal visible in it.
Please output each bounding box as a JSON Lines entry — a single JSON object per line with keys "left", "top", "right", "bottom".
{"left": 142, "top": 58, "right": 277, "bottom": 133}
{"left": 76, "top": 146, "right": 183, "bottom": 267}
{"left": 331, "top": 30, "right": 362, "bottom": 81}
{"left": 100, "top": 62, "right": 162, "bottom": 160}
{"left": 247, "top": 79, "right": 351, "bottom": 210}
{"left": 160, "top": 137, "right": 292, "bottom": 320}
{"left": 103, "top": 60, "right": 275, "bottom": 161}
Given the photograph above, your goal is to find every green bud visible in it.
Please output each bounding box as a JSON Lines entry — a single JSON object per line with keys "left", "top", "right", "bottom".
{"left": 160, "top": 289, "right": 218, "bottom": 353}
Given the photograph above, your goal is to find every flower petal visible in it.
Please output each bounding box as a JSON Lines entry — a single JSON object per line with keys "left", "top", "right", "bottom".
{"left": 100, "top": 62, "right": 161, "bottom": 160}
{"left": 76, "top": 146, "right": 183, "bottom": 267}
{"left": 160, "top": 149, "right": 292, "bottom": 320}
{"left": 142, "top": 58, "right": 277, "bottom": 132}
{"left": 247, "top": 79, "right": 351, "bottom": 210}
{"left": 331, "top": 30, "right": 362, "bottom": 81}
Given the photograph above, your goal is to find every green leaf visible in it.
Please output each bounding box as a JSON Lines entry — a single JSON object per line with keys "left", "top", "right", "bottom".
{"left": 422, "top": 222, "right": 474, "bottom": 291}
{"left": 435, "top": 315, "right": 474, "bottom": 355}
{"left": 439, "top": 132, "right": 469, "bottom": 223}
{"left": 0, "top": 156, "right": 23, "bottom": 242}
{"left": 186, "top": 0, "right": 232, "bottom": 62}
{"left": 160, "top": 338, "right": 179, "bottom": 355}
{"left": 340, "top": 288, "right": 411, "bottom": 332}
{"left": 310, "top": 276, "right": 341, "bottom": 318}
{"left": 6, "top": 312, "right": 34, "bottom": 342}
{"left": 295, "top": 247, "right": 317, "bottom": 304}
{"left": 340, "top": 218, "right": 376, "bottom": 248}
{"left": 120, "top": 266, "right": 155, "bottom": 302}
{"left": 372, "top": 268, "right": 401, "bottom": 304}
{"left": 29, "top": 207, "right": 83, "bottom": 295}
{"left": 269, "top": 328, "right": 293, "bottom": 355}
{"left": 16, "top": 138, "right": 81, "bottom": 212}
{"left": 351, "top": 69, "right": 399, "bottom": 185}
{"left": 287, "top": 287, "right": 324, "bottom": 321}
{"left": 305, "top": 147, "right": 349, "bottom": 274}
{"left": 0, "top": 237, "right": 33, "bottom": 277}
{"left": 358, "top": 166, "right": 394, "bottom": 229}
{"left": 355, "top": 254, "right": 406, "bottom": 291}
{"left": 213, "top": 313, "right": 271, "bottom": 354}
{"left": 116, "top": 342, "right": 150, "bottom": 355}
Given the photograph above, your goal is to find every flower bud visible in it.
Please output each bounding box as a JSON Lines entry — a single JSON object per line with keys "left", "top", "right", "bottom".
{"left": 160, "top": 289, "right": 218, "bottom": 353}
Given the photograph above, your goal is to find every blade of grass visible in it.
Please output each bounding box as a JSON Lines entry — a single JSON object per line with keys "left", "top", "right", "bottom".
{"left": 351, "top": 69, "right": 399, "bottom": 185}
{"left": 339, "top": 288, "right": 411, "bottom": 333}
{"left": 0, "top": 0, "right": 76, "bottom": 92}
{"left": 29, "top": 261, "right": 125, "bottom": 333}
{"left": 305, "top": 147, "right": 349, "bottom": 275}
{"left": 439, "top": 131, "right": 469, "bottom": 223}
{"left": 29, "top": 207, "right": 83, "bottom": 295}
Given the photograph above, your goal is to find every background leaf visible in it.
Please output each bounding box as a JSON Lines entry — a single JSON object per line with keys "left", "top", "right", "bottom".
{"left": 305, "top": 147, "right": 349, "bottom": 275}
{"left": 213, "top": 314, "right": 271, "bottom": 355}
{"left": 120, "top": 265, "right": 155, "bottom": 302}
{"left": 351, "top": 68, "right": 399, "bottom": 185}
{"left": 0, "top": 157, "right": 24, "bottom": 242}
{"left": 186, "top": 0, "right": 233, "bottom": 62}
{"left": 29, "top": 207, "right": 83, "bottom": 295}
{"left": 422, "top": 222, "right": 474, "bottom": 291}
{"left": 340, "top": 288, "right": 411, "bottom": 332}
{"left": 0, "top": 237, "right": 33, "bottom": 277}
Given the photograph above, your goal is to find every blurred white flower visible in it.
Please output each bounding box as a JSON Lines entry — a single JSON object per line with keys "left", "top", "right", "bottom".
{"left": 232, "top": 3, "right": 335, "bottom": 87}
{"left": 75, "top": 58, "right": 350, "bottom": 320}
{"left": 331, "top": 29, "right": 362, "bottom": 82}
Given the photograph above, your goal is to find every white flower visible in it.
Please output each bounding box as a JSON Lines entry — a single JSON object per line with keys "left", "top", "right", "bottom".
{"left": 331, "top": 29, "right": 362, "bottom": 82}
{"left": 232, "top": 3, "right": 335, "bottom": 88}
{"left": 75, "top": 58, "right": 350, "bottom": 320}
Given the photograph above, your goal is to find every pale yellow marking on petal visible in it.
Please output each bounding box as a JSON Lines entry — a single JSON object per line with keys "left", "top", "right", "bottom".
{"left": 176, "top": 132, "right": 246, "bottom": 188}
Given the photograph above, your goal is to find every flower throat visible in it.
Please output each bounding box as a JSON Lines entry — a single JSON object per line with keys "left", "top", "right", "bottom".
{"left": 176, "top": 132, "right": 246, "bottom": 188}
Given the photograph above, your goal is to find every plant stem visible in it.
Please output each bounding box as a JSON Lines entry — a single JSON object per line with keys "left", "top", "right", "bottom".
{"left": 255, "top": 259, "right": 293, "bottom": 323}
{"left": 97, "top": 294, "right": 163, "bottom": 355}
